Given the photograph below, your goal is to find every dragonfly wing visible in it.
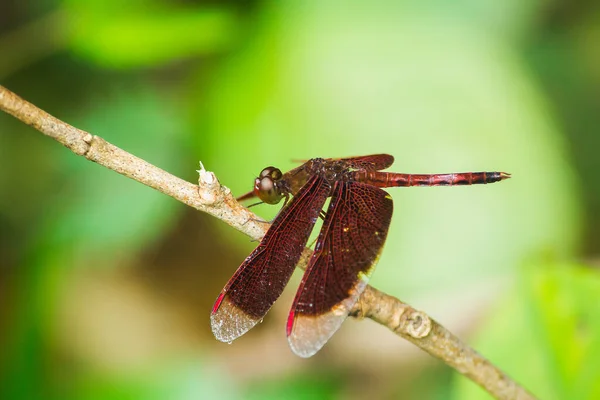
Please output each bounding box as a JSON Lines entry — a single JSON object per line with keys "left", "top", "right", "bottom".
{"left": 287, "top": 181, "right": 394, "bottom": 357}
{"left": 336, "top": 154, "right": 395, "bottom": 171}
{"left": 212, "top": 175, "right": 330, "bottom": 343}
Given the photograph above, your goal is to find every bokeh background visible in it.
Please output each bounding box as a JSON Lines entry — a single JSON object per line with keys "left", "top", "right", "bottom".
{"left": 1, "top": 1, "right": 599, "bottom": 399}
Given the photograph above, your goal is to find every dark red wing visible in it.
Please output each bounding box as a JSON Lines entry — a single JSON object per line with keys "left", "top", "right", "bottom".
{"left": 335, "top": 154, "right": 395, "bottom": 171}
{"left": 211, "top": 175, "right": 330, "bottom": 343}
{"left": 287, "top": 181, "right": 393, "bottom": 357}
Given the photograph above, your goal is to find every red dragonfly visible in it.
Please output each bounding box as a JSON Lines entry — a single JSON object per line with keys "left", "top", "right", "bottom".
{"left": 211, "top": 154, "right": 510, "bottom": 357}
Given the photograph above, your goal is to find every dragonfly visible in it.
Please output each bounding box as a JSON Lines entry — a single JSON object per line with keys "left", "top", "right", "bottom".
{"left": 211, "top": 154, "right": 510, "bottom": 357}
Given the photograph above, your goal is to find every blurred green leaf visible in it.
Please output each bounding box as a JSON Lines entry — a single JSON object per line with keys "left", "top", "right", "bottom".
{"left": 452, "top": 263, "right": 600, "bottom": 399}
{"left": 529, "top": 264, "right": 600, "bottom": 399}
{"left": 76, "top": 359, "right": 239, "bottom": 400}
{"left": 246, "top": 370, "right": 340, "bottom": 400}
{"left": 62, "top": 0, "right": 237, "bottom": 68}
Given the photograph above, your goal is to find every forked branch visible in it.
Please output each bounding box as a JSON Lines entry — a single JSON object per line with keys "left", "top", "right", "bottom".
{"left": 0, "top": 85, "right": 536, "bottom": 400}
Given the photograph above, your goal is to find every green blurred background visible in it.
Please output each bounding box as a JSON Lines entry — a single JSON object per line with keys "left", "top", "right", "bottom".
{"left": 1, "top": 1, "right": 599, "bottom": 399}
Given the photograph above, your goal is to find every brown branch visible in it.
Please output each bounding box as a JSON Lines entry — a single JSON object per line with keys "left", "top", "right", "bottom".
{"left": 0, "top": 85, "right": 537, "bottom": 400}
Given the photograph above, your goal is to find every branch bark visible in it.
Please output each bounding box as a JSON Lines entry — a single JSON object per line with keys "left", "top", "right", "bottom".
{"left": 0, "top": 85, "right": 537, "bottom": 400}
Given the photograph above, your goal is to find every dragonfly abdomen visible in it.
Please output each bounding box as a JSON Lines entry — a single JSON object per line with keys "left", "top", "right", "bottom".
{"left": 354, "top": 171, "right": 511, "bottom": 188}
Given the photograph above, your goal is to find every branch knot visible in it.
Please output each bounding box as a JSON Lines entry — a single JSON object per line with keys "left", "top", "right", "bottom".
{"left": 405, "top": 311, "right": 432, "bottom": 338}
{"left": 197, "top": 161, "right": 222, "bottom": 205}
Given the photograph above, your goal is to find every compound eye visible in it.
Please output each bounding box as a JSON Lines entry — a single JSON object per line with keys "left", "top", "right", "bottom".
{"left": 253, "top": 166, "right": 284, "bottom": 204}
{"left": 253, "top": 177, "right": 262, "bottom": 192}
{"left": 259, "top": 167, "right": 272, "bottom": 178}
{"left": 260, "top": 177, "right": 275, "bottom": 193}
{"left": 270, "top": 168, "right": 282, "bottom": 180}
{"left": 254, "top": 176, "right": 283, "bottom": 205}
{"left": 259, "top": 167, "right": 282, "bottom": 180}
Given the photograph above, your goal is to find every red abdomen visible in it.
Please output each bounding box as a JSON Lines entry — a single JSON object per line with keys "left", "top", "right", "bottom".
{"left": 352, "top": 171, "right": 511, "bottom": 188}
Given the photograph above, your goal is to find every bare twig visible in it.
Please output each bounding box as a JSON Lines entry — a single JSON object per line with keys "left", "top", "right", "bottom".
{"left": 0, "top": 85, "right": 537, "bottom": 400}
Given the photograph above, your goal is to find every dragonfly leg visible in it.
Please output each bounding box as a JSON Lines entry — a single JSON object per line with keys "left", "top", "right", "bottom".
{"left": 281, "top": 193, "right": 291, "bottom": 209}
{"left": 242, "top": 193, "right": 292, "bottom": 227}
{"left": 246, "top": 201, "right": 264, "bottom": 209}
{"left": 242, "top": 215, "right": 270, "bottom": 226}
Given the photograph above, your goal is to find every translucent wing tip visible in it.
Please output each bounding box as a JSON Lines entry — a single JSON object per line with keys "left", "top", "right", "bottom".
{"left": 211, "top": 295, "right": 260, "bottom": 343}
{"left": 287, "top": 309, "right": 348, "bottom": 358}
{"left": 287, "top": 279, "right": 369, "bottom": 358}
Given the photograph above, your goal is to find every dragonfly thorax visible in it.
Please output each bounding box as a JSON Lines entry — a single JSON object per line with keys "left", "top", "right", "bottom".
{"left": 308, "top": 158, "right": 353, "bottom": 182}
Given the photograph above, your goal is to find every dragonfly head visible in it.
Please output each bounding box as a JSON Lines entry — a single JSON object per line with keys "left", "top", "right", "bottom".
{"left": 254, "top": 167, "right": 284, "bottom": 204}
